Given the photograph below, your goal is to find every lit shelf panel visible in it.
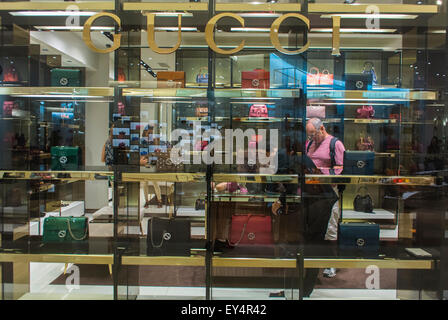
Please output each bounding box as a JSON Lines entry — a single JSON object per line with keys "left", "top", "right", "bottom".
{"left": 0, "top": 1, "right": 115, "bottom": 11}
{"left": 305, "top": 174, "right": 435, "bottom": 186}
{"left": 122, "top": 172, "right": 206, "bottom": 183}
{"left": 213, "top": 174, "right": 298, "bottom": 184}
{"left": 308, "top": 3, "right": 438, "bottom": 14}
{"left": 0, "top": 87, "right": 113, "bottom": 98}
{"left": 0, "top": 171, "right": 112, "bottom": 181}
{"left": 213, "top": 193, "right": 301, "bottom": 203}
{"left": 123, "top": 2, "right": 208, "bottom": 11}
{"left": 122, "top": 88, "right": 301, "bottom": 99}
{"left": 307, "top": 89, "right": 437, "bottom": 101}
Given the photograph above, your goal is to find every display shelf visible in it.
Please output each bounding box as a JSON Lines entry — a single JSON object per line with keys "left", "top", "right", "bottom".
{"left": 0, "top": 87, "right": 113, "bottom": 98}
{"left": 305, "top": 174, "right": 435, "bottom": 186}
{"left": 212, "top": 256, "right": 433, "bottom": 270}
{"left": 342, "top": 209, "right": 395, "bottom": 220}
{"left": 307, "top": 89, "right": 437, "bottom": 101}
{"left": 213, "top": 174, "right": 298, "bottom": 184}
{"left": 122, "top": 88, "right": 301, "bottom": 99}
{"left": 122, "top": 172, "right": 206, "bottom": 183}
{"left": 213, "top": 193, "right": 301, "bottom": 203}
{"left": 0, "top": 252, "right": 433, "bottom": 270}
{"left": 0, "top": 171, "right": 113, "bottom": 181}
{"left": 0, "top": 253, "right": 113, "bottom": 265}
{"left": 213, "top": 173, "right": 435, "bottom": 186}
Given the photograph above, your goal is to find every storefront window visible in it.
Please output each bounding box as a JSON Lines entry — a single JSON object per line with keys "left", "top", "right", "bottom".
{"left": 0, "top": 0, "right": 447, "bottom": 301}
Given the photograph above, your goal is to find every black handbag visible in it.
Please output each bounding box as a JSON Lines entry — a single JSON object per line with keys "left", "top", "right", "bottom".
{"left": 353, "top": 186, "right": 374, "bottom": 213}
{"left": 147, "top": 217, "right": 191, "bottom": 256}
{"left": 195, "top": 199, "right": 205, "bottom": 210}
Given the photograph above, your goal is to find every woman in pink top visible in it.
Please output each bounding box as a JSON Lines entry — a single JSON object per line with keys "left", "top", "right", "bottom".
{"left": 304, "top": 118, "right": 346, "bottom": 285}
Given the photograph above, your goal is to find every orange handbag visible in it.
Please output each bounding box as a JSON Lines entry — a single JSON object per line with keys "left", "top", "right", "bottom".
{"left": 157, "top": 71, "right": 185, "bottom": 88}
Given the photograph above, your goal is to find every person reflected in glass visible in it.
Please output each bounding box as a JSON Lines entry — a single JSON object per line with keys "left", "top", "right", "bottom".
{"left": 140, "top": 125, "right": 163, "bottom": 209}
{"left": 101, "top": 124, "right": 114, "bottom": 170}
{"left": 304, "top": 118, "right": 346, "bottom": 293}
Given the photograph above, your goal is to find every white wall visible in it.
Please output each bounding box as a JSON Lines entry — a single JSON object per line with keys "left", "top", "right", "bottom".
{"left": 84, "top": 51, "right": 110, "bottom": 210}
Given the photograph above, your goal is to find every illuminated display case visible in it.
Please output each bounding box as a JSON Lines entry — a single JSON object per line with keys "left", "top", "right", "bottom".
{"left": 0, "top": 0, "right": 447, "bottom": 301}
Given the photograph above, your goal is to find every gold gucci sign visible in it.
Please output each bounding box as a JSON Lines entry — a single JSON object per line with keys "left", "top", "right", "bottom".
{"left": 83, "top": 12, "right": 341, "bottom": 55}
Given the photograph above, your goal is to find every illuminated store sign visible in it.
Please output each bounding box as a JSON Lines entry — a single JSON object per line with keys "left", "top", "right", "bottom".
{"left": 82, "top": 12, "right": 342, "bottom": 56}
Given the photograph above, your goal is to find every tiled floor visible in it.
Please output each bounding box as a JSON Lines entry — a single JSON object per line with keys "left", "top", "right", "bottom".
{"left": 17, "top": 263, "right": 399, "bottom": 300}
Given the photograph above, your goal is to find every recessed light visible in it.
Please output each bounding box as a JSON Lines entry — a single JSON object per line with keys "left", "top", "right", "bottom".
{"left": 311, "top": 28, "right": 397, "bottom": 33}
{"left": 321, "top": 14, "right": 418, "bottom": 20}
{"left": 10, "top": 11, "right": 97, "bottom": 17}
{"left": 35, "top": 26, "right": 114, "bottom": 31}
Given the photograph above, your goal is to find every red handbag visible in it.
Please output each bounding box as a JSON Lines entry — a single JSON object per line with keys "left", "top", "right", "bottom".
{"left": 249, "top": 104, "right": 268, "bottom": 118}
{"left": 3, "top": 65, "right": 19, "bottom": 82}
{"left": 241, "top": 69, "right": 270, "bottom": 89}
{"left": 229, "top": 214, "right": 273, "bottom": 246}
{"left": 118, "top": 68, "right": 126, "bottom": 82}
{"left": 194, "top": 140, "right": 208, "bottom": 151}
{"left": 356, "top": 105, "right": 375, "bottom": 119}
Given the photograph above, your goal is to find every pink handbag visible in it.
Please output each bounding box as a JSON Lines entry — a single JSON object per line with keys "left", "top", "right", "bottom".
{"left": 306, "top": 105, "right": 326, "bottom": 119}
{"left": 249, "top": 104, "right": 268, "bottom": 118}
{"left": 356, "top": 105, "right": 375, "bottom": 119}
{"left": 118, "top": 102, "right": 126, "bottom": 115}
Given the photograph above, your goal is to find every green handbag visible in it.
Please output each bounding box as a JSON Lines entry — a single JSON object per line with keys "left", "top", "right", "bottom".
{"left": 42, "top": 216, "right": 89, "bottom": 243}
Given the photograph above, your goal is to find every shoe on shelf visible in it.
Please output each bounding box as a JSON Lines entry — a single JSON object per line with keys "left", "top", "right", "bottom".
{"left": 323, "top": 268, "right": 336, "bottom": 278}
{"left": 144, "top": 201, "right": 150, "bottom": 209}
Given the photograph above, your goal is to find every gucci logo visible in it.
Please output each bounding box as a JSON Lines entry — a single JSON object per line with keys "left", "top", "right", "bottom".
{"left": 58, "top": 230, "right": 66, "bottom": 238}
{"left": 247, "top": 232, "right": 256, "bottom": 241}
{"left": 356, "top": 238, "right": 365, "bottom": 247}
{"left": 59, "top": 156, "right": 68, "bottom": 164}
{"left": 163, "top": 232, "right": 172, "bottom": 241}
{"left": 355, "top": 80, "right": 364, "bottom": 89}
{"left": 252, "top": 79, "right": 260, "bottom": 87}
{"left": 60, "top": 77, "right": 69, "bottom": 86}
{"left": 357, "top": 160, "right": 366, "bottom": 168}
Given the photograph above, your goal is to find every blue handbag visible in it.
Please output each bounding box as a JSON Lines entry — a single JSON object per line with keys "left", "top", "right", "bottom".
{"left": 196, "top": 67, "right": 208, "bottom": 84}
{"left": 338, "top": 222, "right": 380, "bottom": 254}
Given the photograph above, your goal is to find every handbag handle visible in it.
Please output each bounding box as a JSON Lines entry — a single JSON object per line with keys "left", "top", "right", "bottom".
{"left": 229, "top": 214, "right": 252, "bottom": 246}
{"left": 198, "top": 66, "right": 208, "bottom": 74}
{"left": 66, "top": 217, "right": 88, "bottom": 241}
{"left": 356, "top": 185, "right": 371, "bottom": 197}
{"left": 309, "top": 67, "right": 319, "bottom": 75}
{"left": 150, "top": 218, "right": 168, "bottom": 248}
{"left": 321, "top": 69, "right": 331, "bottom": 75}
